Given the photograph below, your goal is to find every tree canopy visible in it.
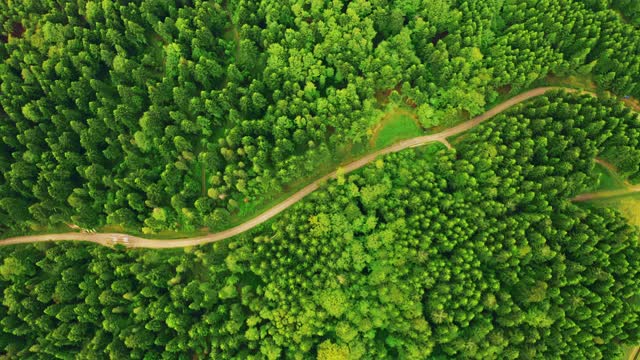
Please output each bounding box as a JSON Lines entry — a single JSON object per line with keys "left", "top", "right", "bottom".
{"left": 0, "top": 92, "right": 639, "bottom": 358}
{"left": 1, "top": 0, "right": 640, "bottom": 358}
{"left": 2, "top": 0, "right": 640, "bottom": 234}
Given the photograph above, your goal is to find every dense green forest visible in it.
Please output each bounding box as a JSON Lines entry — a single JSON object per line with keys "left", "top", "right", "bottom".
{"left": 2, "top": 0, "right": 640, "bottom": 234}
{"left": 2, "top": 0, "right": 640, "bottom": 358}
{"left": 605, "top": 0, "right": 640, "bottom": 26}
{"left": 1, "top": 92, "right": 639, "bottom": 358}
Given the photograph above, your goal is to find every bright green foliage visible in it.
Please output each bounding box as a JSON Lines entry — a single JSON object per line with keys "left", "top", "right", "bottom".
{"left": 592, "top": 163, "right": 626, "bottom": 191}
{"left": 2, "top": 0, "right": 640, "bottom": 234}
{"left": 0, "top": 93, "right": 639, "bottom": 358}
{"left": 374, "top": 114, "right": 423, "bottom": 149}
{"left": 1, "top": 0, "right": 640, "bottom": 358}
{"left": 608, "top": 0, "right": 640, "bottom": 26}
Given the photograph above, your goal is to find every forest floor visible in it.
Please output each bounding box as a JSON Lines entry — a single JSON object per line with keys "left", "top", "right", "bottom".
{"left": 370, "top": 109, "right": 423, "bottom": 149}
{"left": 575, "top": 159, "right": 640, "bottom": 228}
{"left": 544, "top": 74, "right": 597, "bottom": 90}
{"left": 623, "top": 97, "right": 640, "bottom": 112}
{"left": 574, "top": 159, "right": 640, "bottom": 204}
{"left": 578, "top": 191, "right": 640, "bottom": 227}
{"left": 1, "top": 86, "right": 608, "bottom": 249}
{"left": 593, "top": 159, "right": 629, "bottom": 191}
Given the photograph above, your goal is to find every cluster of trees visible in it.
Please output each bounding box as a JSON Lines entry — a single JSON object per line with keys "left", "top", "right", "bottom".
{"left": 2, "top": 0, "right": 640, "bottom": 234}
{"left": 0, "top": 241, "right": 238, "bottom": 358}
{"left": 1, "top": 92, "right": 639, "bottom": 358}
{"left": 491, "top": 0, "right": 640, "bottom": 97}
{"left": 0, "top": 0, "right": 235, "bottom": 233}
{"left": 597, "top": 0, "right": 640, "bottom": 26}
{"left": 458, "top": 90, "right": 640, "bottom": 186}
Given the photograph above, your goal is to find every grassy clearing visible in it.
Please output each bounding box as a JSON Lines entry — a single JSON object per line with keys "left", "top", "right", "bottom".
{"left": 373, "top": 113, "right": 423, "bottom": 149}
{"left": 223, "top": 26, "right": 239, "bottom": 44}
{"left": 609, "top": 194, "right": 640, "bottom": 227}
{"left": 414, "top": 142, "right": 448, "bottom": 157}
{"left": 593, "top": 162, "right": 627, "bottom": 191}
{"left": 586, "top": 192, "right": 640, "bottom": 227}
{"left": 542, "top": 74, "right": 597, "bottom": 90}
{"left": 142, "top": 229, "right": 209, "bottom": 239}
{"left": 623, "top": 345, "right": 639, "bottom": 360}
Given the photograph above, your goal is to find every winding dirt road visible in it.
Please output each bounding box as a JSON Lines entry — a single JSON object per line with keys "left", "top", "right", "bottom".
{"left": 572, "top": 186, "right": 640, "bottom": 202}
{"left": 0, "top": 86, "right": 606, "bottom": 249}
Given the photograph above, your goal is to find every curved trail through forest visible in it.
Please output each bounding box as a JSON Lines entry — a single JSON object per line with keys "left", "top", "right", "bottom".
{"left": 0, "top": 86, "right": 624, "bottom": 249}
{"left": 572, "top": 186, "right": 640, "bottom": 202}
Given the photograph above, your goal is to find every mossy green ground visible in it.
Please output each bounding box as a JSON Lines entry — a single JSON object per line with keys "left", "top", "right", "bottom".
{"left": 586, "top": 162, "right": 640, "bottom": 228}
{"left": 593, "top": 162, "right": 627, "bottom": 191}
{"left": 586, "top": 192, "right": 640, "bottom": 228}
{"left": 374, "top": 114, "right": 423, "bottom": 149}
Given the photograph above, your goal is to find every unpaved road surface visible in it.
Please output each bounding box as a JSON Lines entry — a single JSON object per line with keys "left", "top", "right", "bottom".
{"left": 0, "top": 87, "right": 596, "bottom": 249}
{"left": 572, "top": 186, "right": 640, "bottom": 202}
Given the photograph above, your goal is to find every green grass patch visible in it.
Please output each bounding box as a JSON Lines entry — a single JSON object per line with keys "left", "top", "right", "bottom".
{"left": 141, "top": 229, "right": 208, "bottom": 239}
{"left": 223, "top": 27, "right": 236, "bottom": 42}
{"left": 586, "top": 192, "right": 640, "bottom": 228}
{"left": 414, "top": 142, "right": 448, "bottom": 157}
{"left": 593, "top": 162, "right": 626, "bottom": 191}
{"left": 374, "top": 114, "right": 423, "bottom": 149}
{"left": 541, "top": 74, "right": 597, "bottom": 90}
